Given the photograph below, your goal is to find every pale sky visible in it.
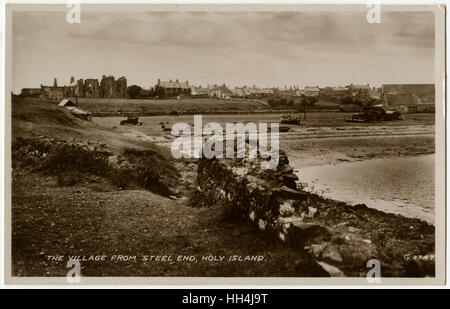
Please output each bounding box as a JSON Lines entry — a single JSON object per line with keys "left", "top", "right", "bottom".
{"left": 12, "top": 9, "right": 435, "bottom": 93}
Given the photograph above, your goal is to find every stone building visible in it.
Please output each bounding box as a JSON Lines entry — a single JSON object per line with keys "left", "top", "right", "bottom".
{"left": 19, "top": 88, "right": 41, "bottom": 97}
{"left": 277, "top": 87, "right": 296, "bottom": 97}
{"left": 87, "top": 75, "right": 127, "bottom": 98}
{"left": 84, "top": 79, "right": 101, "bottom": 98}
{"left": 368, "top": 87, "right": 382, "bottom": 100}
{"left": 348, "top": 84, "right": 371, "bottom": 101}
{"left": 115, "top": 76, "right": 127, "bottom": 98}
{"left": 100, "top": 75, "right": 115, "bottom": 98}
{"left": 154, "top": 79, "right": 191, "bottom": 97}
{"left": 20, "top": 75, "right": 128, "bottom": 100}
{"left": 381, "top": 84, "right": 435, "bottom": 113}
{"left": 191, "top": 86, "right": 210, "bottom": 96}
{"left": 76, "top": 79, "right": 85, "bottom": 97}
{"left": 209, "top": 84, "right": 233, "bottom": 99}
{"left": 302, "top": 86, "right": 320, "bottom": 97}
{"left": 40, "top": 84, "right": 76, "bottom": 100}
{"left": 318, "top": 86, "right": 349, "bottom": 100}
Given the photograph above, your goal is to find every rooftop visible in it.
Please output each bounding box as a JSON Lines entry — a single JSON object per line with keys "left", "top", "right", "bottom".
{"left": 157, "top": 79, "right": 190, "bottom": 89}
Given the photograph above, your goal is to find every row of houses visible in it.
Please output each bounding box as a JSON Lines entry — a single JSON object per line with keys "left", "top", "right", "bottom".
{"left": 297, "top": 84, "right": 381, "bottom": 100}
{"left": 155, "top": 80, "right": 275, "bottom": 99}
{"left": 154, "top": 80, "right": 381, "bottom": 100}
{"left": 319, "top": 83, "right": 434, "bottom": 112}
{"left": 152, "top": 79, "right": 435, "bottom": 112}
{"left": 381, "top": 84, "right": 435, "bottom": 113}
{"left": 19, "top": 76, "right": 436, "bottom": 113}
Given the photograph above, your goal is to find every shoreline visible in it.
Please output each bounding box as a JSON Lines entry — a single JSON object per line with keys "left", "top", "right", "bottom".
{"left": 293, "top": 153, "right": 435, "bottom": 225}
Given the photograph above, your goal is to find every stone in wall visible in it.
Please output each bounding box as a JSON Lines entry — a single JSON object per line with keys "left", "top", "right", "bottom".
{"left": 40, "top": 85, "right": 65, "bottom": 100}
{"left": 64, "top": 85, "right": 77, "bottom": 97}
{"left": 20, "top": 88, "right": 41, "bottom": 97}
{"left": 116, "top": 76, "right": 127, "bottom": 98}
{"left": 99, "top": 75, "right": 127, "bottom": 98}
{"left": 100, "top": 75, "right": 116, "bottom": 98}
{"left": 39, "top": 84, "right": 76, "bottom": 100}
{"left": 84, "top": 79, "right": 100, "bottom": 98}
{"left": 76, "top": 79, "right": 85, "bottom": 97}
{"left": 193, "top": 147, "right": 316, "bottom": 247}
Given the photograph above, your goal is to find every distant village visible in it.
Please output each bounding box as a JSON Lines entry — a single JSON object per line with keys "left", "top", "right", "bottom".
{"left": 19, "top": 75, "right": 436, "bottom": 113}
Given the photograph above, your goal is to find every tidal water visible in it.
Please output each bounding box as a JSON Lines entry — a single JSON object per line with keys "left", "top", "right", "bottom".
{"left": 294, "top": 154, "right": 435, "bottom": 224}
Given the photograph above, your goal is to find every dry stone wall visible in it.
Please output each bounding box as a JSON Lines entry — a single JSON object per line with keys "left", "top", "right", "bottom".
{"left": 193, "top": 148, "right": 436, "bottom": 277}
{"left": 194, "top": 150, "right": 331, "bottom": 247}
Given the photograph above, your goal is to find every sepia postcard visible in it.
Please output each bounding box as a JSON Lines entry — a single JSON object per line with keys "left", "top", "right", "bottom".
{"left": 2, "top": 2, "right": 446, "bottom": 286}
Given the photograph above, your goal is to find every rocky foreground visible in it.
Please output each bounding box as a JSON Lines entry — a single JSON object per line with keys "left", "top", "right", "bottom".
{"left": 12, "top": 137, "right": 332, "bottom": 277}
{"left": 192, "top": 147, "right": 435, "bottom": 277}
{"left": 12, "top": 132, "right": 435, "bottom": 278}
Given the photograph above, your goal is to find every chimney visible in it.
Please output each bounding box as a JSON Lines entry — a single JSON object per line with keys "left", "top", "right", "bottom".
{"left": 176, "top": 79, "right": 179, "bottom": 83}
{"left": 170, "top": 79, "right": 172, "bottom": 82}
{"left": 186, "top": 80, "right": 188, "bottom": 85}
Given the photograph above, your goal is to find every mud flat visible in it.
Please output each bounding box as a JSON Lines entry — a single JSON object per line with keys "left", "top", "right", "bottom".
{"left": 294, "top": 154, "right": 435, "bottom": 224}
{"left": 283, "top": 133, "right": 434, "bottom": 167}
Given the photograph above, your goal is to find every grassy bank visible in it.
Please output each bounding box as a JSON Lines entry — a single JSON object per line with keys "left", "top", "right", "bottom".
{"left": 12, "top": 98, "right": 180, "bottom": 196}
{"left": 18, "top": 97, "right": 269, "bottom": 116}
{"left": 12, "top": 136, "right": 178, "bottom": 196}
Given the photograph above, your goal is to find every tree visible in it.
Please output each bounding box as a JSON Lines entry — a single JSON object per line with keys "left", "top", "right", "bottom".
{"left": 301, "top": 95, "right": 317, "bottom": 107}
{"left": 268, "top": 97, "right": 283, "bottom": 107}
{"left": 307, "top": 96, "right": 318, "bottom": 106}
{"left": 127, "top": 85, "right": 142, "bottom": 99}
{"left": 139, "top": 88, "right": 154, "bottom": 98}
{"left": 298, "top": 95, "right": 307, "bottom": 120}
{"left": 340, "top": 95, "right": 354, "bottom": 105}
